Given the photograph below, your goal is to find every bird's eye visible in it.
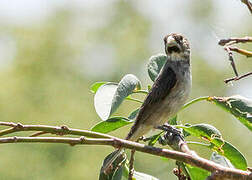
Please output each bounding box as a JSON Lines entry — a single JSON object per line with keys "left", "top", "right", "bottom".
{"left": 176, "top": 35, "right": 183, "bottom": 42}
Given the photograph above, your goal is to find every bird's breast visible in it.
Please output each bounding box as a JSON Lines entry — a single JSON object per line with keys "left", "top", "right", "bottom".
{"left": 154, "top": 68, "right": 191, "bottom": 126}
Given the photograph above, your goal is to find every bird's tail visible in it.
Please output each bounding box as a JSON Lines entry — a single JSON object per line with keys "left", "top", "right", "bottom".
{"left": 101, "top": 148, "right": 124, "bottom": 173}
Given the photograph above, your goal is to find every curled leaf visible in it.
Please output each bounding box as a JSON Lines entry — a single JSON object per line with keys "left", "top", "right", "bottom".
{"left": 99, "top": 150, "right": 126, "bottom": 180}
{"left": 147, "top": 54, "right": 167, "bottom": 82}
{"left": 94, "top": 83, "right": 118, "bottom": 120}
{"left": 94, "top": 74, "right": 141, "bottom": 120}
{"left": 111, "top": 74, "right": 141, "bottom": 115}
{"left": 208, "top": 95, "right": 252, "bottom": 131}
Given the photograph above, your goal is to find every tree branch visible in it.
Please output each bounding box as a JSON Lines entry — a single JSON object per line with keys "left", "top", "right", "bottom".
{"left": 0, "top": 122, "right": 112, "bottom": 139}
{"left": 218, "top": 36, "right": 252, "bottom": 83}
{"left": 224, "top": 47, "right": 239, "bottom": 77}
{"left": 0, "top": 122, "right": 251, "bottom": 180}
{"left": 241, "top": 0, "right": 252, "bottom": 14}
{"left": 218, "top": 37, "right": 252, "bottom": 46}
{"left": 228, "top": 47, "right": 252, "bottom": 58}
{"left": 224, "top": 72, "right": 252, "bottom": 83}
{"left": 128, "top": 149, "right": 136, "bottom": 180}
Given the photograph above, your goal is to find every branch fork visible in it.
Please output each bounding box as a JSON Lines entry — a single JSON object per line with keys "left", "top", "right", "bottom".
{"left": 218, "top": 36, "right": 252, "bottom": 83}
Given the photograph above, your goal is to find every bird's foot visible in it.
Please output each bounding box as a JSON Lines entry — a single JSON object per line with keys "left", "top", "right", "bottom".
{"left": 156, "top": 123, "right": 181, "bottom": 136}
{"left": 137, "top": 136, "right": 146, "bottom": 142}
{"left": 156, "top": 123, "right": 184, "bottom": 146}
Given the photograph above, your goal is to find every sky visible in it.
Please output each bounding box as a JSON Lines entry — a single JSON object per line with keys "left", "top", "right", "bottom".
{"left": 0, "top": 0, "right": 251, "bottom": 98}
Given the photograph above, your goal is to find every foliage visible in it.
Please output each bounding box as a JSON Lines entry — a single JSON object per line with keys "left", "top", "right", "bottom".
{"left": 91, "top": 54, "right": 251, "bottom": 179}
{"left": 0, "top": 1, "right": 251, "bottom": 179}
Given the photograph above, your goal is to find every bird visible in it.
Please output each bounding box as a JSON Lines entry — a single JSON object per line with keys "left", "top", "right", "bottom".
{"left": 102, "top": 33, "right": 192, "bottom": 173}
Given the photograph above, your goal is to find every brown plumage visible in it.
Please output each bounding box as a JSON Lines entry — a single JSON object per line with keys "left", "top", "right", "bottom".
{"left": 102, "top": 33, "right": 191, "bottom": 172}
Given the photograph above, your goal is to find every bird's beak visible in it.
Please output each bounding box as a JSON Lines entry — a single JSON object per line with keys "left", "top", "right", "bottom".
{"left": 166, "top": 36, "right": 181, "bottom": 54}
{"left": 166, "top": 36, "right": 177, "bottom": 46}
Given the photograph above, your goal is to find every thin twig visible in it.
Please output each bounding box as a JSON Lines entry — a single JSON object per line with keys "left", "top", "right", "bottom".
{"left": 228, "top": 47, "right": 252, "bottom": 58}
{"left": 30, "top": 131, "right": 49, "bottom": 137}
{"left": 128, "top": 149, "right": 136, "bottom": 180}
{"left": 224, "top": 47, "right": 239, "bottom": 77}
{"left": 219, "top": 36, "right": 252, "bottom": 83}
{"left": 0, "top": 122, "right": 112, "bottom": 139}
{"left": 241, "top": 0, "right": 252, "bottom": 14}
{"left": 0, "top": 135, "right": 250, "bottom": 179}
{"left": 218, "top": 37, "right": 252, "bottom": 46}
{"left": 0, "top": 122, "right": 19, "bottom": 127}
{"left": 224, "top": 72, "right": 252, "bottom": 83}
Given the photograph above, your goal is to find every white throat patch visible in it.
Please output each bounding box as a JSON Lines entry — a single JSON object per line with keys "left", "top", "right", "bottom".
{"left": 168, "top": 53, "right": 184, "bottom": 61}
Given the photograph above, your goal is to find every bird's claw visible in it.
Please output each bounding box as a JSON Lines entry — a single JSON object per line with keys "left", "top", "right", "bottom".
{"left": 156, "top": 123, "right": 184, "bottom": 145}
{"left": 156, "top": 123, "right": 181, "bottom": 136}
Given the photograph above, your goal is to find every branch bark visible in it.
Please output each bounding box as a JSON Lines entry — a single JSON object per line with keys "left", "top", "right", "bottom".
{"left": 241, "top": 0, "right": 252, "bottom": 14}
{"left": 228, "top": 47, "right": 252, "bottom": 58}
{"left": 0, "top": 122, "right": 112, "bottom": 139}
{"left": 218, "top": 37, "right": 252, "bottom": 83}
{"left": 224, "top": 72, "right": 252, "bottom": 83}
{"left": 218, "top": 37, "right": 252, "bottom": 46}
{"left": 0, "top": 122, "right": 251, "bottom": 180}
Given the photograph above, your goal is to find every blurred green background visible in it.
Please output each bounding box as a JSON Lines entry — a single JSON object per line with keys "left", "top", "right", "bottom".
{"left": 0, "top": 0, "right": 251, "bottom": 179}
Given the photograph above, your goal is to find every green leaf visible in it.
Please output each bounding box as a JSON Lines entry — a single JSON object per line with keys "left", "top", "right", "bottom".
{"left": 91, "top": 108, "right": 139, "bottom": 134}
{"left": 111, "top": 74, "right": 141, "bottom": 115}
{"left": 128, "top": 109, "right": 140, "bottom": 120}
{"left": 94, "top": 83, "right": 118, "bottom": 120}
{"left": 94, "top": 74, "right": 141, "bottom": 120}
{"left": 147, "top": 84, "right": 151, "bottom": 91}
{"left": 91, "top": 117, "right": 133, "bottom": 133}
{"left": 185, "top": 164, "right": 210, "bottom": 180}
{"left": 208, "top": 95, "right": 252, "bottom": 131}
{"left": 210, "top": 152, "right": 234, "bottom": 168}
{"left": 210, "top": 138, "right": 247, "bottom": 170}
{"left": 93, "top": 74, "right": 141, "bottom": 120}
{"left": 179, "top": 124, "right": 247, "bottom": 170}
{"left": 147, "top": 54, "right": 167, "bottom": 82}
{"left": 132, "top": 171, "right": 159, "bottom": 180}
{"left": 177, "top": 123, "right": 222, "bottom": 141}
{"left": 148, "top": 132, "right": 163, "bottom": 146}
{"left": 112, "top": 166, "right": 124, "bottom": 180}
{"left": 90, "top": 82, "right": 111, "bottom": 93}
{"left": 99, "top": 150, "right": 126, "bottom": 180}
{"left": 168, "top": 116, "right": 178, "bottom": 125}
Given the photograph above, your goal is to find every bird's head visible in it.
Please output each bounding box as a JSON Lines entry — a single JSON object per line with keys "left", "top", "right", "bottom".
{"left": 164, "top": 33, "right": 190, "bottom": 61}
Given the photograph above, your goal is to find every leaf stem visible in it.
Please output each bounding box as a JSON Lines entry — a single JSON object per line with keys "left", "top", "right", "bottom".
{"left": 125, "top": 97, "right": 143, "bottom": 104}
{"left": 132, "top": 90, "right": 148, "bottom": 94}
{"left": 182, "top": 96, "right": 209, "bottom": 111}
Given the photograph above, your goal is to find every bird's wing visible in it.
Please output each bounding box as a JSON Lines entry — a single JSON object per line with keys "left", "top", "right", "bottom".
{"left": 126, "top": 65, "right": 177, "bottom": 140}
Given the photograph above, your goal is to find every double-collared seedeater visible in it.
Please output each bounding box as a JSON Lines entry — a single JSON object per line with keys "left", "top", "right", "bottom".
{"left": 103, "top": 33, "right": 191, "bottom": 172}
